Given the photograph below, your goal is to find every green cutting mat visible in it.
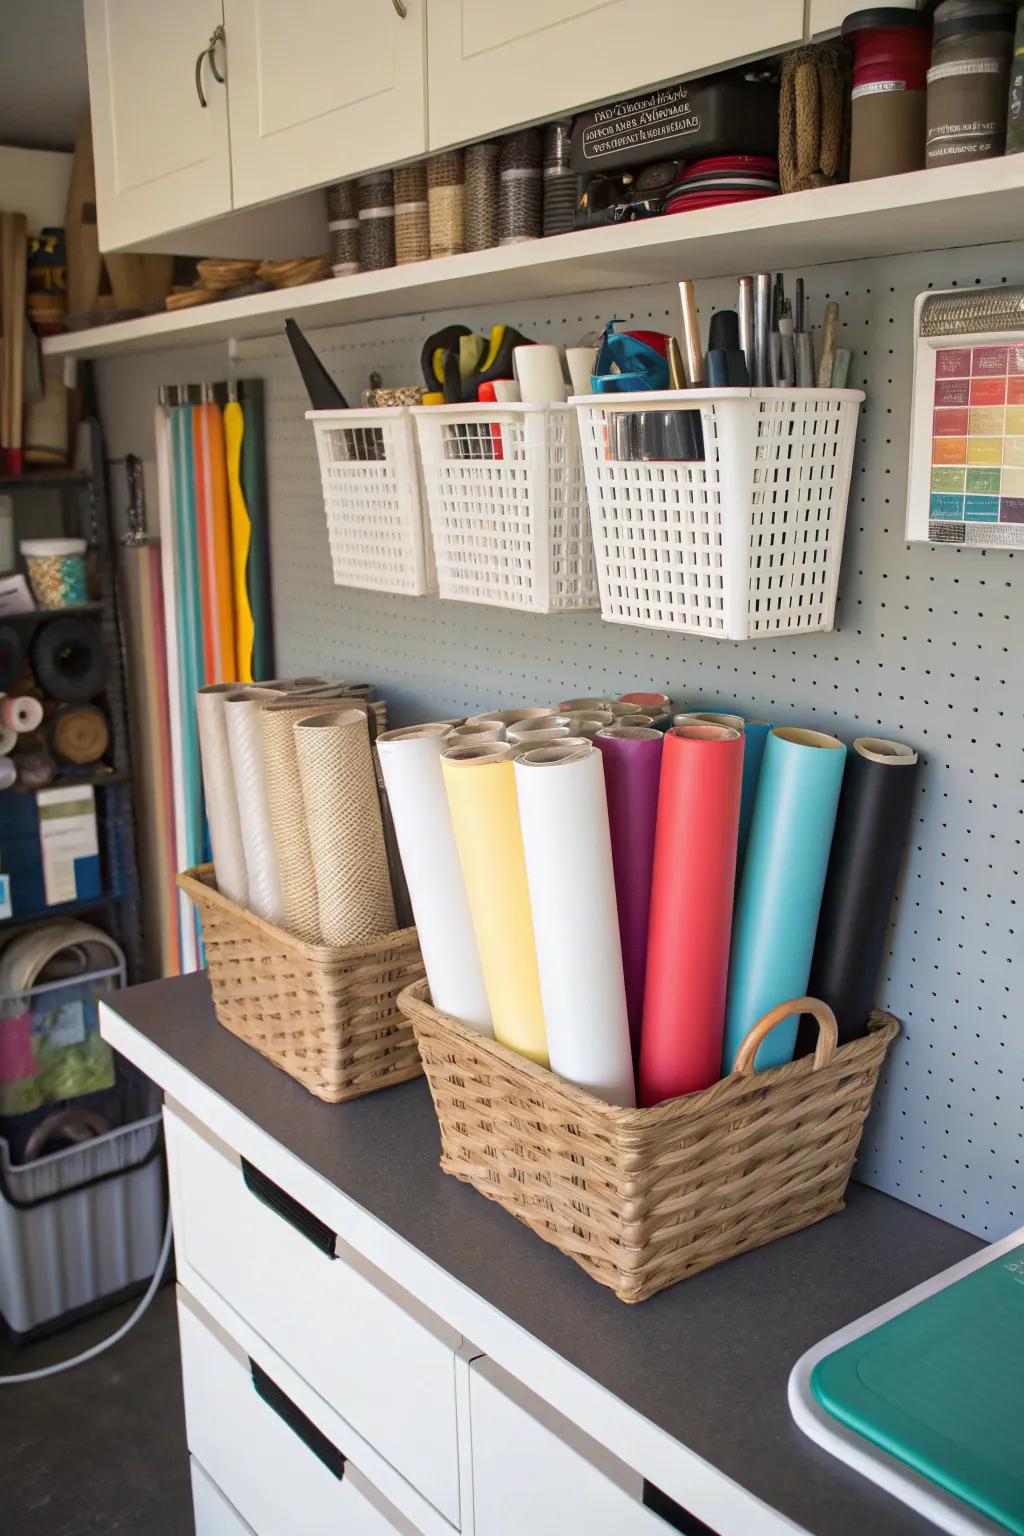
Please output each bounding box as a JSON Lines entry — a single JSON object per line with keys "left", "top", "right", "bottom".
{"left": 812, "top": 1243, "right": 1024, "bottom": 1534}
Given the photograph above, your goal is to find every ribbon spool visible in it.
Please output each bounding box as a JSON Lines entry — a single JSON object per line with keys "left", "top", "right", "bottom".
{"left": 50, "top": 703, "right": 110, "bottom": 765}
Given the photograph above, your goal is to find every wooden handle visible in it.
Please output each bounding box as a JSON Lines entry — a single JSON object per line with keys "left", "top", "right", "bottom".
{"left": 731, "top": 997, "right": 838, "bottom": 1077}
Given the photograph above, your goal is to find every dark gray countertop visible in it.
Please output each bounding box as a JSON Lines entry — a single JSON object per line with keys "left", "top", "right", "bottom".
{"left": 116, "top": 972, "right": 981, "bottom": 1536}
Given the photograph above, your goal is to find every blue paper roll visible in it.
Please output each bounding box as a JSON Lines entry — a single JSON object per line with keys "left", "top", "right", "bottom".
{"left": 722, "top": 727, "right": 847, "bottom": 1073}
{"left": 737, "top": 721, "right": 773, "bottom": 863}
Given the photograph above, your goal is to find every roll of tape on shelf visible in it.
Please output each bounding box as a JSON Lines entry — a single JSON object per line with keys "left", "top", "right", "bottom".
{"left": 2, "top": 694, "right": 44, "bottom": 733}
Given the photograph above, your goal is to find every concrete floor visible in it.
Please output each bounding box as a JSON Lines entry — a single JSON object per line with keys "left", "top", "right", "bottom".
{"left": 0, "top": 1286, "right": 192, "bottom": 1535}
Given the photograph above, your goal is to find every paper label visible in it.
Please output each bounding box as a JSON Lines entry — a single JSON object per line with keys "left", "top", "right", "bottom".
{"left": 36, "top": 785, "right": 99, "bottom": 906}
{"left": 852, "top": 80, "right": 908, "bottom": 99}
{"left": 0, "top": 873, "right": 11, "bottom": 921}
{"left": 0, "top": 574, "right": 35, "bottom": 615}
{"left": 580, "top": 82, "right": 702, "bottom": 162}
{"left": 47, "top": 1000, "right": 87, "bottom": 1049}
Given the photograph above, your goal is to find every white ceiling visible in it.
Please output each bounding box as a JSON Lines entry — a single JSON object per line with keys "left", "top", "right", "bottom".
{"left": 0, "top": 0, "right": 89, "bottom": 152}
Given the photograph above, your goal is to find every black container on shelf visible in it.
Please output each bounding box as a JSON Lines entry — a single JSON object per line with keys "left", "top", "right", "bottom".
{"left": 571, "top": 73, "right": 778, "bottom": 176}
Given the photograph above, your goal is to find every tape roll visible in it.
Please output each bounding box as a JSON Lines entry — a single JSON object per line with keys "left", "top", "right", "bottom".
{"left": 16, "top": 748, "right": 56, "bottom": 789}
{"left": 30, "top": 617, "right": 106, "bottom": 702}
{"left": 0, "top": 625, "right": 24, "bottom": 691}
{"left": 50, "top": 703, "right": 110, "bottom": 764}
{"left": 0, "top": 724, "right": 16, "bottom": 755}
{"left": 2, "top": 694, "right": 44, "bottom": 733}
{"left": 0, "top": 755, "right": 16, "bottom": 790}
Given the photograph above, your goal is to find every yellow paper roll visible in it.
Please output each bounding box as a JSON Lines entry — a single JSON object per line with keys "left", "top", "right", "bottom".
{"left": 441, "top": 743, "right": 548, "bottom": 1066}
{"left": 224, "top": 400, "right": 256, "bottom": 685}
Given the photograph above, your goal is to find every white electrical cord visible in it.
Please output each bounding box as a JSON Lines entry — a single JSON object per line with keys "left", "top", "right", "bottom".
{"left": 0, "top": 1210, "right": 173, "bottom": 1384}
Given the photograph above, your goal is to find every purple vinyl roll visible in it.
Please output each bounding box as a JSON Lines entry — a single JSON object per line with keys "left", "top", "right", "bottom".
{"left": 593, "top": 727, "right": 663, "bottom": 1064}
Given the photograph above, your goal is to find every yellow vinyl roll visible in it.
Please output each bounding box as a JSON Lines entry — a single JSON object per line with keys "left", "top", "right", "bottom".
{"left": 441, "top": 743, "right": 548, "bottom": 1065}
{"left": 224, "top": 400, "right": 256, "bottom": 685}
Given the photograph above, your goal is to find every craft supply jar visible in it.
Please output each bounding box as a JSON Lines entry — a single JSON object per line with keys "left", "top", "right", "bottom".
{"left": 465, "top": 141, "right": 499, "bottom": 251}
{"left": 842, "top": 8, "right": 934, "bottom": 178}
{"left": 393, "top": 162, "right": 429, "bottom": 265}
{"left": 499, "top": 127, "right": 543, "bottom": 244}
{"left": 326, "top": 180, "right": 360, "bottom": 276}
{"left": 427, "top": 151, "right": 465, "bottom": 258}
{"left": 927, "top": 0, "right": 1016, "bottom": 166}
{"left": 357, "top": 170, "right": 395, "bottom": 271}
{"left": 21, "top": 538, "right": 87, "bottom": 608}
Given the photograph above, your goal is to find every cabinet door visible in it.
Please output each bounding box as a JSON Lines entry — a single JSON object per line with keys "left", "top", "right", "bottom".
{"left": 84, "top": 0, "right": 232, "bottom": 251}
{"left": 426, "top": 0, "right": 805, "bottom": 150}
{"left": 808, "top": 0, "right": 918, "bottom": 33}
{"left": 224, "top": 0, "right": 427, "bottom": 209}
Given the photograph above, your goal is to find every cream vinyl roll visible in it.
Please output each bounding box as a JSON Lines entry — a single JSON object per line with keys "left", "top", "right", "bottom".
{"left": 195, "top": 684, "right": 250, "bottom": 906}
{"left": 515, "top": 741, "right": 635, "bottom": 1105}
{"left": 223, "top": 690, "right": 283, "bottom": 923}
{"left": 441, "top": 742, "right": 548, "bottom": 1065}
{"left": 294, "top": 710, "right": 396, "bottom": 945}
{"left": 449, "top": 721, "right": 506, "bottom": 742}
{"left": 377, "top": 725, "right": 491, "bottom": 1033}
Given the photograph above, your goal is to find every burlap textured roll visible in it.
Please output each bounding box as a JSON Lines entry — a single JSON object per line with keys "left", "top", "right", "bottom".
{"left": 258, "top": 697, "right": 327, "bottom": 942}
{"left": 294, "top": 710, "right": 396, "bottom": 945}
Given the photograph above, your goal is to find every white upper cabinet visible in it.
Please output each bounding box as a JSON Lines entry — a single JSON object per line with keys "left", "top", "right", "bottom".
{"left": 425, "top": 0, "right": 806, "bottom": 150}
{"left": 223, "top": 0, "right": 427, "bottom": 209}
{"left": 84, "top": 0, "right": 233, "bottom": 250}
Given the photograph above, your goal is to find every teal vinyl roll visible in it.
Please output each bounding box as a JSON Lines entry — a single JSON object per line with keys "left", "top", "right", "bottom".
{"left": 737, "top": 721, "right": 773, "bottom": 863}
{"left": 722, "top": 727, "right": 847, "bottom": 1073}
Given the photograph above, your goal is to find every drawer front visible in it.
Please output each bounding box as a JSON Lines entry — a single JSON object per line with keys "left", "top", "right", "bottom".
{"left": 191, "top": 1459, "right": 256, "bottom": 1536}
{"left": 166, "top": 1107, "right": 461, "bottom": 1524}
{"left": 179, "top": 1295, "right": 411, "bottom": 1536}
{"left": 470, "top": 1358, "right": 670, "bottom": 1536}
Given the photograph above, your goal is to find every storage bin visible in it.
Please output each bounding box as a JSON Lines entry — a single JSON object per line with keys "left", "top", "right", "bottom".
{"left": 400, "top": 979, "right": 898, "bottom": 1303}
{"left": 413, "top": 403, "right": 599, "bottom": 613}
{"left": 0, "top": 964, "right": 122, "bottom": 1116}
{"left": 178, "top": 865, "right": 424, "bottom": 1103}
{"left": 0, "top": 1109, "right": 164, "bottom": 1340}
{"left": 575, "top": 388, "right": 864, "bottom": 641}
{"left": 307, "top": 407, "right": 436, "bottom": 597}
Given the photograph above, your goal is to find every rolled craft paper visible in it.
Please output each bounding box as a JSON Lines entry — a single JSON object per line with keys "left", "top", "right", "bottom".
{"left": 195, "top": 683, "right": 249, "bottom": 906}
{"left": 640, "top": 724, "right": 744, "bottom": 1105}
{"left": 618, "top": 692, "right": 671, "bottom": 712}
{"left": 377, "top": 724, "right": 492, "bottom": 1034}
{"left": 674, "top": 711, "right": 745, "bottom": 733}
{"left": 224, "top": 690, "right": 283, "bottom": 924}
{"left": 804, "top": 736, "right": 920, "bottom": 1046}
{"left": 592, "top": 725, "right": 662, "bottom": 1063}
{"left": 441, "top": 742, "right": 548, "bottom": 1065}
{"left": 737, "top": 720, "right": 773, "bottom": 863}
{"left": 722, "top": 727, "right": 847, "bottom": 1074}
{"left": 515, "top": 741, "right": 634, "bottom": 1105}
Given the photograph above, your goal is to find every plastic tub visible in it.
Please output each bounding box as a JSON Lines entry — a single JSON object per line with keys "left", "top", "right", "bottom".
{"left": 21, "top": 537, "right": 88, "bottom": 608}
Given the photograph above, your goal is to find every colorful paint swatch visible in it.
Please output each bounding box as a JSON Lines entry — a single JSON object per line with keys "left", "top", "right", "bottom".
{"left": 930, "top": 493, "right": 964, "bottom": 519}
{"left": 967, "top": 437, "right": 1002, "bottom": 466}
{"left": 935, "top": 377, "right": 970, "bottom": 406}
{"left": 932, "top": 466, "right": 965, "bottom": 493}
{"left": 966, "top": 467, "right": 1001, "bottom": 494}
{"left": 969, "top": 406, "right": 1005, "bottom": 435}
{"left": 1005, "top": 406, "right": 1024, "bottom": 433}
{"left": 1007, "top": 376, "right": 1024, "bottom": 404}
{"left": 972, "top": 345, "right": 1008, "bottom": 375}
{"left": 969, "top": 376, "right": 1006, "bottom": 406}
{"left": 933, "top": 437, "right": 967, "bottom": 464}
{"left": 964, "top": 495, "right": 999, "bottom": 521}
{"left": 934, "top": 407, "right": 969, "bottom": 435}
{"left": 926, "top": 339, "right": 1024, "bottom": 542}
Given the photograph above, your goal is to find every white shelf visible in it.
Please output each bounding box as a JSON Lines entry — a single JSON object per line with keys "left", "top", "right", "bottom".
{"left": 44, "top": 157, "right": 1024, "bottom": 360}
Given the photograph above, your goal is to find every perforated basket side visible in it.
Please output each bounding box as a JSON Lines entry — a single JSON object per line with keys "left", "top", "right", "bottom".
{"left": 310, "top": 408, "right": 436, "bottom": 597}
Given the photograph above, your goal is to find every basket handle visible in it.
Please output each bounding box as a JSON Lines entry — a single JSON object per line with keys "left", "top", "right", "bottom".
{"left": 731, "top": 997, "right": 838, "bottom": 1077}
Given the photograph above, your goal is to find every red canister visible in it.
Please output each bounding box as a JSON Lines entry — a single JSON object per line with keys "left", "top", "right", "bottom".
{"left": 842, "top": 7, "right": 934, "bottom": 179}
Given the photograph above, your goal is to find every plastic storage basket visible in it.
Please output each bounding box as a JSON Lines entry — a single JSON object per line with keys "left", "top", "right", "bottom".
{"left": 575, "top": 388, "right": 864, "bottom": 641}
{"left": 412, "top": 403, "right": 598, "bottom": 613}
{"left": 308, "top": 407, "right": 436, "bottom": 596}
{"left": 0, "top": 1111, "right": 164, "bottom": 1340}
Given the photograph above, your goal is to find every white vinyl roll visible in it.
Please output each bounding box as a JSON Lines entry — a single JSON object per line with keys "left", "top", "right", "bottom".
{"left": 224, "top": 690, "right": 283, "bottom": 923}
{"left": 376, "top": 725, "right": 492, "bottom": 1033}
{"left": 514, "top": 741, "right": 635, "bottom": 1106}
{"left": 195, "top": 684, "right": 250, "bottom": 907}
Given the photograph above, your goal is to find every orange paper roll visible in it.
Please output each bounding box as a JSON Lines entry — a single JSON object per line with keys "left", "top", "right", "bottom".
{"left": 639, "top": 723, "right": 744, "bottom": 1106}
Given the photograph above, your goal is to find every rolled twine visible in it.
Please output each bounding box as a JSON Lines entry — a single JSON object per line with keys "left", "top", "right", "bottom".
{"left": 393, "top": 162, "right": 429, "bottom": 265}
{"left": 465, "top": 142, "right": 499, "bottom": 251}
{"left": 779, "top": 44, "right": 849, "bottom": 192}
{"left": 427, "top": 150, "right": 465, "bottom": 258}
{"left": 294, "top": 710, "right": 396, "bottom": 945}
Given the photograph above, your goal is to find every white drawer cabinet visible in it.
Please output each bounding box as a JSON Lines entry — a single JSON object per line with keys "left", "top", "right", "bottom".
{"left": 165, "top": 1106, "right": 462, "bottom": 1526}
{"left": 426, "top": 0, "right": 806, "bottom": 150}
{"left": 178, "top": 1295, "right": 417, "bottom": 1536}
{"left": 223, "top": 0, "right": 426, "bottom": 209}
{"left": 191, "top": 1460, "right": 257, "bottom": 1536}
{"left": 469, "top": 1356, "right": 673, "bottom": 1535}
{"left": 84, "top": 0, "right": 233, "bottom": 250}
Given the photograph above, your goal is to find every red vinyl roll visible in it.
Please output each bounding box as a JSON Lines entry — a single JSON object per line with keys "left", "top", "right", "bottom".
{"left": 639, "top": 723, "right": 744, "bottom": 1106}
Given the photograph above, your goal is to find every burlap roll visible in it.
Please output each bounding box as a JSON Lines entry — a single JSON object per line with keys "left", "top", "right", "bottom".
{"left": 779, "top": 45, "right": 849, "bottom": 193}
{"left": 294, "top": 710, "right": 396, "bottom": 945}
{"left": 258, "top": 696, "right": 338, "bottom": 942}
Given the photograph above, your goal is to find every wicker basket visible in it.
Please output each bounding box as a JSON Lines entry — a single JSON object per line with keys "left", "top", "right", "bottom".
{"left": 178, "top": 866, "right": 424, "bottom": 1102}
{"left": 399, "top": 980, "right": 899, "bottom": 1302}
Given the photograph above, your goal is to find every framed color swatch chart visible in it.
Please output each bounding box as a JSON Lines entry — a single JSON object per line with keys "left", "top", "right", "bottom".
{"left": 907, "top": 285, "right": 1024, "bottom": 549}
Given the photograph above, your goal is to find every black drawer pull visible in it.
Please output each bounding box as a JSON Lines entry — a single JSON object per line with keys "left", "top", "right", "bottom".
{"left": 643, "top": 1480, "right": 718, "bottom": 1534}
{"left": 250, "top": 1360, "right": 346, "bottom": 1481}
{"left": 241, "top": 1159, "right": 336, "bottom": 1259}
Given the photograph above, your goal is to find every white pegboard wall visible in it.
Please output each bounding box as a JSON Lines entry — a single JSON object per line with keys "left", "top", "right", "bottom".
{"left": 232, "top": 243, "right": 1023, "bottom": 1242}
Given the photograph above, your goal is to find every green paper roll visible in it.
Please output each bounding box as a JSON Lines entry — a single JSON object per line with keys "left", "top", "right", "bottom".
{"left": 722, "top": 727, "right": 846, "bottom": 1073}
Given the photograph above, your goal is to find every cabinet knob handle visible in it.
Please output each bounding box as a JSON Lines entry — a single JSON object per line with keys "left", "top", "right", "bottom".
{"left": 392, "top": 0, "right": 408, "bottom": 16}
{"left": 195, "top": 23, "right": 226, "bottom": 108}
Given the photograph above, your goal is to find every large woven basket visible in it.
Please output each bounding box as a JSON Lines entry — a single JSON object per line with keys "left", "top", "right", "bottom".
{"left": 400, "top": 980, "right": 899, "bottom": 1302}
{"left": 179, "top": 866, "right": 424, "bottom": 1102}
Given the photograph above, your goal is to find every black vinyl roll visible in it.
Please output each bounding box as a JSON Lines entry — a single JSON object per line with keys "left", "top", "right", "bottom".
{"left": 0, "top": 624, "right": 24, "bottom": 691}
{"left": 799, "top": 739, "right": 920, "bottom": 1050}
{"left": 29, "top": 616, "right": 106, "bottom": 702}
